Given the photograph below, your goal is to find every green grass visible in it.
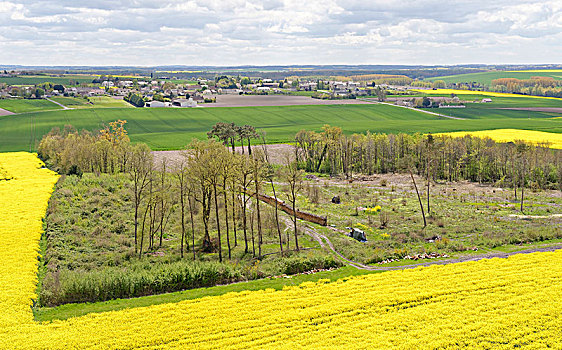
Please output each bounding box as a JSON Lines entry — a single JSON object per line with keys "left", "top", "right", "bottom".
{"left": 50, "top": 97, "right": 92, "bottom": 108}
{"left": 51, "top": 96, "right": 133, "bottom": 109}
{"left": 89, "top": 96, "right": 133, "bottom": 108}
{"left": 0, "top": 98, "right": 62, "bottom": 113}
{"left": 420, "top": 95, "right": 562, "bottom": 120}
{"left": 33, "top": 265, "right": 377, "bottom": 322}
{"left": 426, "top": 70, "right": 562, "bottom": 85}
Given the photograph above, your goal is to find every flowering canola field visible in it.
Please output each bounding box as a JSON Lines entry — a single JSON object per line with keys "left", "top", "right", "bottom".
{"left": 1, "top": 152, "right": 562, "bottom": 349}
{"left": 436, "top": 129, "right": 562, "bottom": 149}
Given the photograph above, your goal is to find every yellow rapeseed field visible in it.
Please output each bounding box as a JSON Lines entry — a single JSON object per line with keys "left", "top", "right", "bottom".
{"left": 413, "top": 88, "right": 562, "bottom": 100}
{"left": 1, "top": 152, "right": 562, "bottom": 349}
{"left": 436, "top": 129, "right": 562, "bottom": 149}
{"left": 0, "top": 152, "right": 59, "bottom": 329}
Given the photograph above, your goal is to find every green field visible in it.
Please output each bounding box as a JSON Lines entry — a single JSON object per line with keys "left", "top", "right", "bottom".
{"left": 2, "top": 99, "right": 562, "bottom": 152}
{"left": 0, "top": 98, "right": 62, "bottom": 113}
{"left": 0, "top": 75, "right": 97, "bottom": 86}
{"left": 418, "top": 95, "right": 562, "bottom": 120}
{"left": 426, "top": 70, "right": 562, "bottom": 85}
{"left": 51, "top": 96, "right": 133, "bottom": 109}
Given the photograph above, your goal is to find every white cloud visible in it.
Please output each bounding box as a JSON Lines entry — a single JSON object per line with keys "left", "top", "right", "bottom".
{"left": 0, "top": 0, "right": 560, "bottom": 66}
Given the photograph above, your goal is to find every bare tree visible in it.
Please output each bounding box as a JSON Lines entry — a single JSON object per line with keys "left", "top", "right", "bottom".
{"left": 174, "top": 159, "right": 189, "bottom": 258}
{"left": 251, "top": 151, "right": 266, "bottom": 258}
{"left": 186, "top": 140, "right": 214, "bottom": 252}
{"left": 237, "top": 153, "right": 254, "bottom": 254}
{"left": 129, "top": 143, "right": 153, "bottom": 254}
{"left": 261, "top": 133, "right": 284, "bottom": 255}
{"left": 281, "top": 152, "right": 304, "bottom": 251}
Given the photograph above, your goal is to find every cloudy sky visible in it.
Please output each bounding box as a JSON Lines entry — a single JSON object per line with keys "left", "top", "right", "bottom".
{"left": 0, "top": 0, "right": 560, "bottom": 66}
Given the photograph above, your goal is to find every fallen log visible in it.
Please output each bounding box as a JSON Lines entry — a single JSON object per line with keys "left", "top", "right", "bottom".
{"left": 255, "top": 193, "right": 328, "bottom": 226}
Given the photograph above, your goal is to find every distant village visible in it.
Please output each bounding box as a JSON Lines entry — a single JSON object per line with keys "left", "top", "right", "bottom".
{"left": 0, "top": 71, "right": 494, "bottom": 109}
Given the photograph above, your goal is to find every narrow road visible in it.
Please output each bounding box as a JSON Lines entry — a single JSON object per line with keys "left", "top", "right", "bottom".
{"left": 46, "top": 98, "right": 73, "bottom": 110}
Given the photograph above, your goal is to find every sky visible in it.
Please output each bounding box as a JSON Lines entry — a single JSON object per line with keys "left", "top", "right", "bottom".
{"left": 0, "top": 0, "right": 561, "bottom": 66}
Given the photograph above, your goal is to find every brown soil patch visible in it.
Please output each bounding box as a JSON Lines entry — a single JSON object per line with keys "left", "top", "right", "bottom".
{"left": 201, "top": 95, "right": 371, "bottom": 108}
{"left": 152, "top": 144, "right": 295, "bottom": 166}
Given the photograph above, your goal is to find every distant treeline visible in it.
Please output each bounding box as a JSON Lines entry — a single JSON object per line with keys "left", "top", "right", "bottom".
{"left": 491, "top": 77, "right": 562, "bottom": 98}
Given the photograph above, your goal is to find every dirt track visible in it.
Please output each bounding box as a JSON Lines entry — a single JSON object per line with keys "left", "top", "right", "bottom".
{"left": 0, "top": 108, "right": 14, "bottom": 116}
{"left": 298, "top": 218, "right": 562, "bottom": 271}
{"left": 497, "top": 107, "right": 562, "bottom": 113}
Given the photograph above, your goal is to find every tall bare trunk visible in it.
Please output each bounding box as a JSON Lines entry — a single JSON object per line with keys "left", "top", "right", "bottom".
{"left": 188, "top": 196, "right": 196, "bottom": 260}
{"left": 410, "top": 170, "right": 427, "bottom": 228}
{"left": 231, "top": 177, "right": 238, "bottom": 247}
{"left": 213, "top": 184, "right": 223, "bottom": 262}
{"left": 223, "top": 179, "right": 231, "bottom": 260}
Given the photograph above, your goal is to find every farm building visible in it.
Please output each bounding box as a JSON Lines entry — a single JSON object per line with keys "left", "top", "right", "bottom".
{"left": 146, "top": 101, "right": 166, "bottom": 107}
{"left": 172, "top": 98, "right": 197, "bottom": 107}
{"left": 482, "top": 98, "right": 493, "bottom": 103}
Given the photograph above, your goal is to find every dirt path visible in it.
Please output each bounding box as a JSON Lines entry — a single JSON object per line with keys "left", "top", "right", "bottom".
{"left": 0, "top": 108, "right": 15, "bottom": 116}
{"left": 45, "top": 98, "right": 73, "bottom": 110}
{"left": 296, "top": 218, "right": 562, "bottom": 271}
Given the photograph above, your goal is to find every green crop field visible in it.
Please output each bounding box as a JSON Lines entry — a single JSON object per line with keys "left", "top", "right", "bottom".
{"left": 418, "top": 95, "right": 562, "bottom": 120}
{"left": 49, "top": 97, "right": 92, "bottom": 108}
{"left": 426, "top": 70, "right": 562, "bottom": 85}
{"left": 2, "top": 101, "right": 562, "bottom": 152}
{"left": 51, "top": 96, "right": 133, "bottom": 109}
{"left": 0, "top": 75, "right": 97, "bottom": 86}
{"left": 0, "top": 98, "right": 62, "bottom": 113}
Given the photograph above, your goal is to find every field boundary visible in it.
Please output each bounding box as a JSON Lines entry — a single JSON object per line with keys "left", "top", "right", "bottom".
{"left": 359, "top": 99, "right": 465, "bottom": 120}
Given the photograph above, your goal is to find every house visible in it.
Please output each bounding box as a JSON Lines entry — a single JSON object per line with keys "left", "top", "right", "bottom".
{"left": 262, "top": 82, "right": 280, "bottom": 88}
{"left": 481, "top": 98, "right": 492, "bottom": 103}
{"left": 101, "top": 81, "right": 114, "bottom": 88}
{"left": 146, "top": 101, "right": 166, "bottom": 107}
{"left": 256, "top": 87, "right": 271, "bottom": 92}
{"left": 172, "top": 98, "right": 197, "bottom": 107}
{"left": 75, "top": 87, "right": 105, "bottom": 96}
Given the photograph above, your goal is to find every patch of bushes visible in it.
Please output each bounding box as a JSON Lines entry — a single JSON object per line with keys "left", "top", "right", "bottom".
{"left": 273, "top": 255, "right": 343, "bottom": 275}
{"left": 38, "top": 255, "right": 343, "bottom": 306}
{"left": 39, "top": 260, "right": 249, "bottom": 306}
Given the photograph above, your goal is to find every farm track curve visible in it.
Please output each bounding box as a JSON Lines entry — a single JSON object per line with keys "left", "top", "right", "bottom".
{"left": 291, "top": 217, "right": 562, "bottom": 271}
